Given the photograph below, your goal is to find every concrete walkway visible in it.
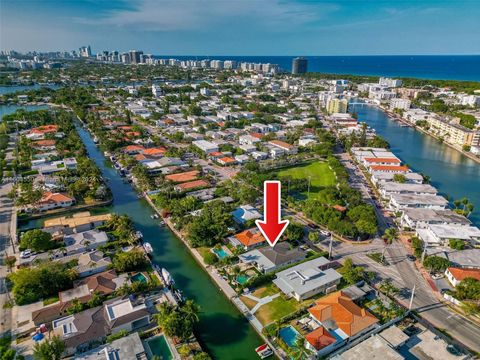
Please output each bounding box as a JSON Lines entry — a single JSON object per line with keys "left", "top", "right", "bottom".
{"left": 244, "top": 293, "right": 280, "bottom": 314}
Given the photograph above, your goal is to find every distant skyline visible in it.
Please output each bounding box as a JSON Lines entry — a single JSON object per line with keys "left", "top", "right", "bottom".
{"left": 1, "top": 0, "right": 480, "bottom": 55}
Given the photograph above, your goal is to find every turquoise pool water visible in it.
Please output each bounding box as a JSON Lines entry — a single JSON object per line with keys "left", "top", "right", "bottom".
{"left": 213, "top": 248, "right": 228, "bottom": 259}
{"left": 279, "top": 326, "right": 300, "bottom": 348}
{"left": 148, "top": 335, "right": 173, "bottom": 360}
{"left": 236, "top": 274, "right": 250, "bottom": 284}
{"left": 131, "top": 272, "right": 148, "bottom": 283}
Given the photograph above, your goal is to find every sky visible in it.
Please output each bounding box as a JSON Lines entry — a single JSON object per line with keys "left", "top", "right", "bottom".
{"left": 1, "top": 0, "right": 480, "bottom": 55}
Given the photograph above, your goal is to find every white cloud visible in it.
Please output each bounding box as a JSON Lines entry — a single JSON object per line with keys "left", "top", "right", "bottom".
{"left": 76, "top": 0, "right": 337, "bottom": 32}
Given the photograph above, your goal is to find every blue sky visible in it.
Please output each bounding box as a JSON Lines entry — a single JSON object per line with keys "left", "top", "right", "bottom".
{"left": 1, "top": 0, "right": 479, "bottom": 55}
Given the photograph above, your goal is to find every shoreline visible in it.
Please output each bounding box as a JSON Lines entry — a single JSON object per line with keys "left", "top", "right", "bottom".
{"left": 143, "top": 194, "right": 284, "bottom": 359}
{"left": 375, "top": 103, "right": 480, "bottom": 165}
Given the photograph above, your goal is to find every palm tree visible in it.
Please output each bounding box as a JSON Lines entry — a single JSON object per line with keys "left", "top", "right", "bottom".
{"left": 182, "top": 299, "right": 201, "bottom": 324}
{"left": 287, "top": 337, "right": 313, "bottom": 360}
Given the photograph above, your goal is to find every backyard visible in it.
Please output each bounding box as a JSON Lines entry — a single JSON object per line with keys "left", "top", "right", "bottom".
{"left": 275, "top": 161, "right": 336, "bottom": 200}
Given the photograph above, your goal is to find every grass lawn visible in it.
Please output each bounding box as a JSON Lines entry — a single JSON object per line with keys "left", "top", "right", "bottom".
{"left": 252, "top": 283, "right": 279, "bottom": 298}
{"left": 276, "top": 161, "right": 336, "bottom": 200}
{"left": 254, "top": 296, "right": 307, "bottom": 325}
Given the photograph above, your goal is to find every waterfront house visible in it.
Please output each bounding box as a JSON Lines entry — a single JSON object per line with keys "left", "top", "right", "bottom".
{"left": 30, "top": 191, "right": 75, "bottom": 212}
{"left": 63, "top": 230, "right": 109, "bottom": 255}
{"left": 388, "top": 193, "right": 448, "bottom": 211}
{"left": 371, "top": 171, "right": 423, "bottom": 185}
{"left": 416, "top": 224, "right": 480, "bottom": 247}
{"left": 165, "top": 170, "right": 200, "bottom": 183}
{"left": 174, "top": 179, "right": 209, "bottom": 192}
{"left": 400, "top": 208, "right": 471, "bottom": 229}
{"left": 378, "top": 183, "right": 437, "bottom": 198}
{"left": 273, "top": 257, "right": 342, "bottom": 301}
{"left": 76, "top": 251, "right": 112, "bottom": 278}
{"left": 238, "top": 242, "right": 306, "bottom": 273}
{"left": 43, "top": 212, "right": 112, "bottom": 235}
{"left": 368, "top": 165, "right": 410, "bottom": 174}
{"left": 73, "top": 332, "right": 147, "bottom": 360}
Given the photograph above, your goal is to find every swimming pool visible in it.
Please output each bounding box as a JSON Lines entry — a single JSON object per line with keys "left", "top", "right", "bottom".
{"left": 130, "top": 272, "right": 148, "bottom": 283}
{"left": 279, "top": 326, "right": 300, "bottom": 348}
{"left": 236, "top": 274, "right": 250, "bottom": 284}
{"left": 213, "top": 248, "right": 228, "bottom": 259}
{"left": 147, "top": 335, "right": 173, "bottom": 360}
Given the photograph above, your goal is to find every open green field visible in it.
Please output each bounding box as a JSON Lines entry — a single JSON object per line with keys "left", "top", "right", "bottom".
{"left": 276, "top": 161, "right": 336, "bottom": 200}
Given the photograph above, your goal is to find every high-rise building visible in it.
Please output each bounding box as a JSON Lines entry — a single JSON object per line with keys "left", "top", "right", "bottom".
{"left": 79, "top": 46, "right": 92, "bottom": 58}
{"left": 326, "top": 98, "right": 349, "bottom": 114}
{"left": 129, "top": 50, "right": 143, "bottom": 64}
{"left": 292, "top": 57, "right": 308, "bottom": 74}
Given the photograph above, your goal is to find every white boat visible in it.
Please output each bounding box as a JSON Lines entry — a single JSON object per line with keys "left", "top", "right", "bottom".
{"left": 143, "top": 242, "right": 153, "bottom": 254}
{"left": 150, "top": 213, "right": 159, "bottom": 219}
{"left": 135, "top": 231, "right": 143, "bottom": 239}
{"left": 255, "top": 344, "right": 273, "bottom": 359}
{"left": 161, "top": 268, "right": 174, "bottom": 286}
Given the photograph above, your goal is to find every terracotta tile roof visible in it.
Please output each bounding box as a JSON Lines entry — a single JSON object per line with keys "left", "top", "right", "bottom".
{"left": 175, "top": 179, "right": 209, "bottom": 191}
{"left": 305, "top": 326, "right": 336, "bottom": 350}
{"left": 32, "top": 139, "right": 56, "bottom": 147}
{"left": 447, "top": 267, "right": 480, "bottom": 282}
{"left": 249, "top": 132, "right": 264, "bottom": 139}
{"left": 31, "top": 124, "right": 59, "bottom": 134}
{"left": 165, "top": 170, "right": 199, "bottom": 183}
{"left": 209, "top": 151, "right": 224, "bottom": 157}
{"left": 38, "top": 191, "right": 74, "bottom": 205}
{"left": 369, "top": 165, "right": 409, "bottom": 172}
{"left": 135, "top": 154, "right": 147, "bottom": 161}
{"left": 364, "top": 157, "right": 401, "bottom": 164}
{"left": 218, "top": 156, "right": 236, "bottom": 164}
{"left": 235, "top": 229, "right": 265, "bottom": 247}
{"left": 269, "top": 140, "right": 294, "bottom": 149}
{"left": 124, "top": 145, "right": 144, "bottom": 152}
{"left": 308, "top": 291, "right": 378, "bottom": 337}
{"left": 143, "top": 147, "right": 166, "bottom": 156}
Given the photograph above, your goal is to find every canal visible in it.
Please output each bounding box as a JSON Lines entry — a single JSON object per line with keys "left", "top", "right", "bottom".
{"left": 74, "top": 124, "right": 262, "bottom": 359}
{"left": 351, "top": 104, "right": 480, "bottom": 227}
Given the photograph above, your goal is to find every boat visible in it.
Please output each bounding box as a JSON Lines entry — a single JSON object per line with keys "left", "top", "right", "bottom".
{"left": 135, "top": 231, "right": 143, "bottom": 239}
{"left": 158, "top": 220, "right": 165, "bottom": 226}
{"left": 143, "top": 242, "right": 153, "bottom": 254}
{"left": 161, "top": 268, "right": 175, "bottom": 286}
{"left": 255, "top": 344, "right": 273, "bottom": 359}
{"left": 150, "top": 213, "right": 159, "bottom": 219}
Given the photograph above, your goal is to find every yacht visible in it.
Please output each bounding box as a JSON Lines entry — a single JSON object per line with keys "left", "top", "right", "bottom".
{"left": 143, "top": 242, "right": 153, "bottom": 254}
{"left": 161, "top": 268, "right": 175, "bottom": 286}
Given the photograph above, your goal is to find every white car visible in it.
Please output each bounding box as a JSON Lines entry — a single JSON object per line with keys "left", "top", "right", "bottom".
{"left": 431, "top": 273, "right": 444, "bottom": 280}
{"left": 20, "top": 250, "right": 32, "bottom": 258}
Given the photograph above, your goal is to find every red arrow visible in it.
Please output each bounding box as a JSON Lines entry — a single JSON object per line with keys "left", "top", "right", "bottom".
{"left": 256, "top": 180, "right": 289, "bottom": 247}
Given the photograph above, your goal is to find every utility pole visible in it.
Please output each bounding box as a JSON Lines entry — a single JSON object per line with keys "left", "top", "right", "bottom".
{"left": 409, "top": 284, "right": 416, "bottom": 311}
{"left": 421, "top": 244, "right": 427, "bottom": 263}
{"left": 328, "top": 235, "right": 333, "bottom": 259}
{"left": 381, "top": 245, "right": 387, "bottom": 264}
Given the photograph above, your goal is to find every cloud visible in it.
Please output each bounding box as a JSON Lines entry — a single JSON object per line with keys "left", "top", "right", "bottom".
{"left": 76, "top": 0, "right": 338, "bottom": 32}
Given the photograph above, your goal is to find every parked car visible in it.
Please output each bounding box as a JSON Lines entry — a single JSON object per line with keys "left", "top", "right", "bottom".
{"left": 432, "top": 273, "right": 444, "bottom": 280}
{"left": 406, "top": 254, "right": 416, "bottom": 261}
{"left": 20, "top": 249, "right": 32, "bottom": 258}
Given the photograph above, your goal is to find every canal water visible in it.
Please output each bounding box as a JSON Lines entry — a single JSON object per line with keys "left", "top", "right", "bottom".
{"left": 351, "top": 104, "right": 480, "bottom": 227}
{"left": 74, "top": 124, "right": 262, "bottom": 359}
{"left": 0, "top": 104, "right": 49, "bottom": 120}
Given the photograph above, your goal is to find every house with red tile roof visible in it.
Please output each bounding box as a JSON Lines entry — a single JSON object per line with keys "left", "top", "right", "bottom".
{"left": 123, "top": 145, "right": 145, "bottom": 155}
{"left": 445, "top": 267, "right": 480, "bottom": 287}
{"left": 368, "top": 165, "right": 410, "bottom": 174}
{"left": 308, "top": 291, "right": 378, "bottom": 342}
{"left": 165, "top": 170, "right": 200, "bottom": 183}
{"left": 217, "top": 156, "right": 237, "bottom": 166}
{"left": 32, "top": 139, "right": 56, "bottom": 150}
{"left": 269, "top": 140, "right": 298, "bottom": 154}
{"left": 305, "top": 326, "right": 337, "bottom": 356}
{"left": 31, "top": 191, "right": 75, "bottom": 212}
{"left": 228, "top": 228, "right": 265, "bottom": 251}
{"left": 174, "top": 179, "right": 209, "bottom": 192}
{"left": 142, "top": 147, "right": 166, "bottom": 157}
{"left": 363, "top": 157, "right": 401, "bottom": 167}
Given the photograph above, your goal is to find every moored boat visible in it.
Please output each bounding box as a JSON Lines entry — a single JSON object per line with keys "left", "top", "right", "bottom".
{"left": 161, "top": 268, "right": 175, "bottom": 286}
{"left": 255, "top": 344, "right": 273, "bottom": 359}
{"left": 143, "top": 242, "right": 153, "bottom": 254}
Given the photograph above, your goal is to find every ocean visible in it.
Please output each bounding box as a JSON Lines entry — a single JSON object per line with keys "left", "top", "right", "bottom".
{"left": 156, "top": 55, "right": 480, "bottom": 82}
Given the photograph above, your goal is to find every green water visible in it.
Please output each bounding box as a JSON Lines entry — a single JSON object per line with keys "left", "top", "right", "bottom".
{"left": 75, "top": 124, "right": 262, "bottom": 359}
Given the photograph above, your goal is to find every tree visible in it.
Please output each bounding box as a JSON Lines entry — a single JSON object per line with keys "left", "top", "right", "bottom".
{"left": 113, "top": 249, "right": 148, "bottom": 272}
{"left": 341, "top": 258, "right": 365, "bottom": 285}
{"left": 449, "top": 239, "right": 466, "bottom": 250}
{"left": 283, "top": 221, "right": 304, "bottom": 242}
{"left": 423, "top": 256, "right": 450, "bottom": 272}
{"left": 393, "top": 174, "right": 406, "bottom": 183}
{"left": 33, "top": 336, "right": 65, "bottom": 360}
{"left": 193, "top": 352, "right": 212, "bottom": 360}
{"left": 203, "top": 252, "right": 218, "bottom": 265}
{"left": 19, "top": 229, "right": 55, "bottom": 252}
{"left": 155, "top": 301, "right": 200, "bottom": 341}
{"left": 187, "top": 201, "right": 232, "bottom": 247}
{"left": 308, "top": 231, "right": 318, "bottom": 243}
{"left": 182, "top": 299, "right": 201, "bottom": 324}
{"left": 454, "top": 278, "right": 480, "bottom": 300}
{"left": 379, "top": 279, "right": 400, "bottom": 297}
{"left": 287, "top": 337, "right": 313, "bottom": 360}
{"left": 383, "top": 228, "right": 398, "bottom": 244}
